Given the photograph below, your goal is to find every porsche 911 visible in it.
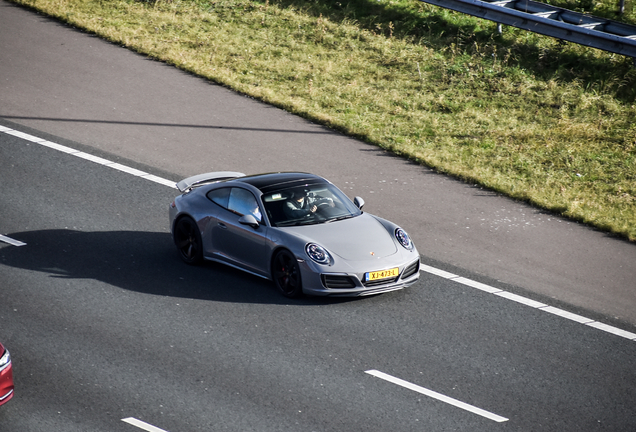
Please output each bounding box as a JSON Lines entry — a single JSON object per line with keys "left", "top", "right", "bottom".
{"left": 169, "top": 172, "right": 419, "bottom": 297}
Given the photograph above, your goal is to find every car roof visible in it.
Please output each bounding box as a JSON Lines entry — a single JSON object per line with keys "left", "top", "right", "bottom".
{"left": 235, "top": 172, "right": 329, "bottom": 194}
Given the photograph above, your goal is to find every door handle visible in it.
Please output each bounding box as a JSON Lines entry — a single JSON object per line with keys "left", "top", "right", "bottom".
{"left": 218, "top": 222, "right": 227, "bottom": 229}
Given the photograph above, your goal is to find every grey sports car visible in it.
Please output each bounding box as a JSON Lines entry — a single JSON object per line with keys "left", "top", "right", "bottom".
{"left": 169, "top": 172, "right": 420, "bottom": 297}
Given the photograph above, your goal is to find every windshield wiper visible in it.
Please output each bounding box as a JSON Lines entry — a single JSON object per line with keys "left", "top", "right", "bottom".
{"left": 276, "top": 218, "right": 320, "bottom": 227}
{"left": 296, "top": 219, "right": 325, "bottom": 226}
{"left": 275, "top": 220, "right": 303, "bottom": 227}
{"left": 326, "top": 215, "right": 354, "bottom": 223}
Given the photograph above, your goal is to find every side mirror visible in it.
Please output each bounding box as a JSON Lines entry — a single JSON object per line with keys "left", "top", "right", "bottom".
{"left": 239, "top": 214, "right": 260, "bottom": 229}
{"left": 353, "top": 196, "right": 365, "bottom": 210}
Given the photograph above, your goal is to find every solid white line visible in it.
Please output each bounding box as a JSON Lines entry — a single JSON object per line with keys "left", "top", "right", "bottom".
{"left": 539, "top": 306, "right": 594, "bottom": 324}
{"left": 452, "top": 276, "right": 503, "bottom": 294}
{"left": 4, "top": 129, "right": 47, "bottom": 143}
{"left": 419, "top": 263, "right": 458, "bottom": 279}
{"left": 122, "top": 417, "right": 170, "bottom": 432}
{"left": 1, "top": 126, "right": 177, "bottom": 189}
{"left": 365, "top": 370, "right": 509, "bottom": 423}
{"left": 586, "top": 322, "right": 636, "bottom": 340}
{"left": 2, "top": 125, "right": 633, "bottom": 341}
{"left": 418, "top": 265, "right": 636, "bottom": 342}
{"left": 39, "top": 140, "right": 80, "bottom": 154}
{"left": 75, "top": 151, "right": 115, "bottom": 165}
{"left": 109, "top": 163, "right": 149, "bottom": 177}
{"left": 142, "top": 174, "right": 179, "bottom": 189}
{"left": 0, "top": 234, "right": 26, "bottom": 247}
{"left": 494, "top": 291, "right": 547, "bottom": 308}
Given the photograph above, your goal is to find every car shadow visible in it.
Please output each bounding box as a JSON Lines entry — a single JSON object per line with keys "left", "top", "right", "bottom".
{"left": 1, "top": 229, "right": 358, "bottom": 306}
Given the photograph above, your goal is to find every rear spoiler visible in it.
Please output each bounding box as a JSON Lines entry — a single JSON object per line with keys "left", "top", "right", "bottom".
{"left": 176, "top": 171, "right": 245, "bottom": 192}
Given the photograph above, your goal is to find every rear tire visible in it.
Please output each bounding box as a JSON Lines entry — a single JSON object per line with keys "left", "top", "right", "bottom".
{"left": 272, "top": 249, "right": 303, "bottom": 298}
{"left": 174, "top": 216, "right": 203, "bottom": 265}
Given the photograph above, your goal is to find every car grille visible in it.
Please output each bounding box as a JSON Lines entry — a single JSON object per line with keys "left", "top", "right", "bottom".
{"left": 363, "top": 275, "right": 399, "bottom": 288}
{"left": 323, "top": 260, "right": 420, "bottom": 290}
{"left": 322, "top": 275, "right": 357, "bottom": 289}
{"left": 401, "top": 259, "right": 420, "bottom": 280}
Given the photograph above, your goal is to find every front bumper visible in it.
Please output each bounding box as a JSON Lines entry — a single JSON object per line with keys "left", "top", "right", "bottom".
{"left": 301, "top": 257, "right": 420, "bottom": 297}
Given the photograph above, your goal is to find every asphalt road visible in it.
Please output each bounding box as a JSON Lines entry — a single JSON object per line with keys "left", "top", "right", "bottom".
{"left": 1, "top": 1, "right": 636, "bottom": 431}
{"left": 1, "top": 1, "right": 635, "bottom": 328}
{"left": 1, "top": 124, "right": 635, "bottom": 432}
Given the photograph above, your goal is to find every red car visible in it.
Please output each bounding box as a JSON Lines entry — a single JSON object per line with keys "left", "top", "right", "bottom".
{"left": 0, "top": 342, "right": 14, "bottom": 406}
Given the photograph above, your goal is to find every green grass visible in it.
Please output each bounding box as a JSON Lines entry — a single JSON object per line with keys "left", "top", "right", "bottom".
{"left": 10, "top": 0, "right": 636, "bottom": 240}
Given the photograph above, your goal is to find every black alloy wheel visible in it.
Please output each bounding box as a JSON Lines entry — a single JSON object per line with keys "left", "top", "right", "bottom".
{"left": 272, "top": 249, "right": 303, "bottom": 298}
{"left": 174, "top": 216, "right": 203, "bottom": 265}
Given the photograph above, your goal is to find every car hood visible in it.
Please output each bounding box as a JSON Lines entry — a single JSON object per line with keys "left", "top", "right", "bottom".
{"left": 281, "top": 213, "right": 397, "bottom": 261}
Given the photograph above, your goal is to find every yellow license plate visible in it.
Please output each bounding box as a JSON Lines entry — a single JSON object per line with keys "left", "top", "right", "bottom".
{"left": 366, "top": 267, "right": 399, "bottom": 281}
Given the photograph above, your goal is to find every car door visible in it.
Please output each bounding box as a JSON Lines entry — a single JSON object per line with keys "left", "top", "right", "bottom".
{"left": 207, "top": 187, "right": 270, "bottom": 277}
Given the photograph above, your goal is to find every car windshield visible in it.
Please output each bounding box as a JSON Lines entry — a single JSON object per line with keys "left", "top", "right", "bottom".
{"left": 261, "top": 183, "right": 362, "bottom": 227}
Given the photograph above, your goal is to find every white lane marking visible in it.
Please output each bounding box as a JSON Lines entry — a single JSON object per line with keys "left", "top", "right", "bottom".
{"left": 75, "top": 151, "right": 115, "bottom": 165}
{"left": 419, "top": 264, "right": 636, "bottom": 341}
{"left": 41, "top": 139, "right": 81, "bottom": 154}
{"left": 0, "top": 234, "right": 26, "bottom": 247}
{"left": 109, "top": 163, "right": 149, "bottom": 176}
{"left": 453, "top": 276, "right": 502, "bottom": 294}
{"left": 3, "top": 128, "right": 47, "bottom": 143}
{"left": 586, "top": 321, "right": 636, "bottom": 339}
{"left": 494, "top": 290, "right": 547, "bottom": 308}
{"left": 365, "top": 370, "right": 509, "bottom": 423}
{"left": 141, "top": 173, "right": 179, "bottom": 188}
{"left": 122, "top": 417, "right": 170, "bottom": 432}
{"left": 540, "top": 306, "right": 593, "bottom": 324}
{"left": 418, "top": 264, "right": 458, "bottom": 279}
{"left": 2, "top": 126, "right": 635, "bottom": 342}
{"left": 0, "top": 126, "right": 177, "bottom": 189}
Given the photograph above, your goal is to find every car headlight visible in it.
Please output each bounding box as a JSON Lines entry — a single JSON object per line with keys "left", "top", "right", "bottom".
{"left": 0, "top": 348, "right": 10, "bottom": 372}
{"left": 395, "top": 228, "right": 414, "bottom": 250}
{"left": 306, "top": 243, "right": 332, "bottom": 265}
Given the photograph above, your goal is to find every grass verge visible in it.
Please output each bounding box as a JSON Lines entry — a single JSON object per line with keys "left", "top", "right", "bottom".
{"left": 9, "top": 0, "right": 636, "bottom": 240}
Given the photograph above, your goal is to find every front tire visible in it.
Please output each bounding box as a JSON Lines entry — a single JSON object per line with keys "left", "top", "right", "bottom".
{"left": 272, "top": 249, "right": 303, "bottom": 298}
{"left": 174, "top": 216, "right": 203, "bottom": 265}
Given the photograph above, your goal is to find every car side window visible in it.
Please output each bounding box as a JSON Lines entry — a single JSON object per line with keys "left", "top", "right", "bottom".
{"left": 228, "top": 188, "right": 262, "bottom": 221}
{"left": 207, "top": 187, "right": 231, "bottom": 209}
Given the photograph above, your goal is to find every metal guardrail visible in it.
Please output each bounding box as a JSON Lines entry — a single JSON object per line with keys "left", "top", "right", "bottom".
{"left": 420, "top": 0, "right": 636, "bottom": 59}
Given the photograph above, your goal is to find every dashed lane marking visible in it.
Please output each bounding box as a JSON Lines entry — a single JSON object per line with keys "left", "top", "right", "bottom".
{"left": 366, "top": 370, "right": 509, "bottom": 422}
{"left": 0, "top": 234, "right": 26, "bottom": 247}
{"left": 122, "top": 417, "right": 170, "bottom": 432}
